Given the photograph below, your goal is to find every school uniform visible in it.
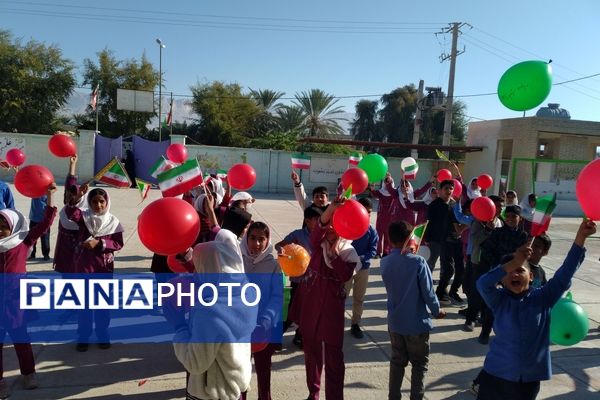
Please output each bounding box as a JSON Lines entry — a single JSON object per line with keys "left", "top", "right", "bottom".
{"left": 54, "top": 174, "right": 84, "bottom": 273}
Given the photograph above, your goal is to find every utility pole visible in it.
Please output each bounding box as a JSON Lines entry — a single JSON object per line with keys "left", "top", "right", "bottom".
{"left": 439, "top": 22, "right": 469, "bottom": 155}
{"left": 411, "top": 80, "right": 424, "bottom": 159}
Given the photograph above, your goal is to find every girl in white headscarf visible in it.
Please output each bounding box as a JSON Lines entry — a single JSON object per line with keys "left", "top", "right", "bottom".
{"left": 467, "top": 177, "right": 482, "bottom": 199}
{"left": 66, "top": 187, "right": 124, "bottom": 351}
{"left": 0, "top": 183, "right": 57, "bottom": 394}
{"left": 505, "top": 190, "right": 519, "bottom": 206}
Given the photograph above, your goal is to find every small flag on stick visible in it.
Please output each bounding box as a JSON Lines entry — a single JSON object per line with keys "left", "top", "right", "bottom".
{"left": 149, "top": 156, "right": 175, "bottom": 178}
{"left": 348, "top": 152, "right": 362, "bottom": 167}
{"left": 157, "top": 159, "right": 203, "bottom": 197}
{"left": 93, "top": 158, "right": 131, "bottom": 188}
{"left": 136, "top": 179, "right": 152, "bottom": 202}
{"left": 403, "top": 222, "right": 428, "bottom": 254}
{"left": 343, "top": 185, "right": 353, "bottom": 200}
{"left": 530, "top": 193, "right": 557, "bottom": 237}
{"left": 291, "top": 153, "right": 311, "bottom": 170}
{"left": 164, "top": 99, "right": 173, "bottom": 127}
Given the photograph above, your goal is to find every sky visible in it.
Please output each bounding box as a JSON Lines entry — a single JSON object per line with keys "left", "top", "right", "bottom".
{"left": 1, "top": 0, "right": 599, "bottom": 125}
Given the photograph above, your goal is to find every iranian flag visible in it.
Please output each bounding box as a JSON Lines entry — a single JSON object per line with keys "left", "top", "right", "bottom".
{"left": 217, "top": 169, "right": 228, "bottom": 180}
{"left": 291, "top": 153, "right": 311, "bottom": 170}
{"left": 403, "top": 222, "right": 429, "bottom": 254}
{"left": 157, "top": 159, "right": 203, "bottom": 197}
{"left": 136, "top": 178, "right": 152, "bottom": 202}
{"left": 149, "top": 156, "right": 175, "bottom": 178}
{"left": 348, "top": 152, "right": 362, "bottom": 166}
{"left": 89, "top": 83, "right": 99, "bottom": 111}
{"left": 94, "top": 158, "right": 131, "bottom": 188}
{"left": 530, "top": 193, "right": 557, "bottom": 237}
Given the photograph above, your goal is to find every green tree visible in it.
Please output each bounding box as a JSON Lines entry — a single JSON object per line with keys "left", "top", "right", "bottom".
{"left": 378, "top": 85, "right": 418, "bottom": 156}
{"left": 293, "top": 89, "right": 346, "bottom": 137}
{"left": 0, "top": 30, "right": 76, "bottom": 133}
{"left": 350, "top": 100, "right": 381, "bottom": 151}
{"left": 189, "top": 81, "right": 261, "bottom": 146}
{"left": 419, "top": 100, "right": 468, "bottom": 158}
{"left": 275, "top": 105, "right": 304, "bottom": 133}
{"left": 82, "top": 49, "right": 159, "bottom": 137}
{"left": 249, "top": 88, "right": 285, "bottom": 137}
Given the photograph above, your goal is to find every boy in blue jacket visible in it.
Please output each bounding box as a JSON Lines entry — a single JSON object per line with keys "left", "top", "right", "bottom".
{"left": 381, "top": 220, "right": 446, "bottom": 400}
{"left": 476, "top": 219, "right": 596, "bottom": 400}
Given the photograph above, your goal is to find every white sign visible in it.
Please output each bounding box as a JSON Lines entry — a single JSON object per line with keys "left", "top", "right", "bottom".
{"left": 116, "top": 88, "right": 155, "bottom": 113}
{"left": 309, "top": 158, "right": 347, "bottom": 183}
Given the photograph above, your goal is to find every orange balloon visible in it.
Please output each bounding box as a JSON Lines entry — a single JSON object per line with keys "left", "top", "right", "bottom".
{"left": 278, "top": 244, "right": 310, "bottom": 277}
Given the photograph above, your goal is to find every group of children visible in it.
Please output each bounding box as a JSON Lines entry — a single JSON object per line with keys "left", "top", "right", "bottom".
{"left": 0, "top": 159, "right": 595, "bottom": 400}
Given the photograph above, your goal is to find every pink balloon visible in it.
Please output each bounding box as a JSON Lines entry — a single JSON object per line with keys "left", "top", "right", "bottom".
{"left": 6, "top": 148, "right": 26, "bottom": 167}
{"left": 471, "top": 197, "right": 496, "bottom": 222}
{"left": 477, "top": 174, "right": 493, "bottom": 190}
{"left": 576, "top": 159, "right": 600, "bottom": 220}
{"left": 452, "top": 179, "right": 463, "bottom": 199}
{"left": 166, "top": 144, "right": 188, "bottom": 164}
{"left": 436, "top": 169, "right": 452, "bottom": 182}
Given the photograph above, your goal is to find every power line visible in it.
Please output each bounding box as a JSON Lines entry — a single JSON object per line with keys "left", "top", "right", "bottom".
{"left": 4, "top": 0, "right": 445, "bottom": 26}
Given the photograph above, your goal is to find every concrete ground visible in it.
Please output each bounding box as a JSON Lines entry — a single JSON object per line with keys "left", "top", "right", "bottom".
{"left": 2, "top": 184, "right": 599, "bottom": 399}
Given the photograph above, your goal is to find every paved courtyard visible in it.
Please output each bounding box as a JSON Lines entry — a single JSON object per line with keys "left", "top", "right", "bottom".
{"left": 2, "top": 183, "right": 599, "bottom": 399}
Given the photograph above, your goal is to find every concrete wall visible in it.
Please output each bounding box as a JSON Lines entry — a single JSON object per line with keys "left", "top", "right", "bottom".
{"left": 0, "top": 131, "right": 454, "bottom": 195}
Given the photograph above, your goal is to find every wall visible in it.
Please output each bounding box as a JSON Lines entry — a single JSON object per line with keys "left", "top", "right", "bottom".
{"left": 0, "top": 130, "right": 96, "bottom": 183}
{"left": 0, "top": 131, "right": 453, "bottom": 194}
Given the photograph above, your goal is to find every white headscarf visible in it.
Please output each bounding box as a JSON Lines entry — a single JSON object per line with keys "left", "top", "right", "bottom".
{"left": 0, "top": 209, "right": 29, "bottom": 252}
{"left": 467, "top": 177, "right": 482, "bottom": 199}
{"left": 59, "top": 195, "right": 87, "bottom": 231}
{"left": 321, "top": 232, "right": 362, "bottom": 273}
{"left": 397, "top": 180, "right": 415, "bottom": 209}
{"left": 240, "top": 228, "right": 274, "bottom": 266}
{"left": 194, "top": 194, "right": 208, "bottom": 217}
{"left": 192, "top": 228, "right": 244, "bottom": 274}
{"left": 204, "top": 177, "right": 224, "bottom": 207}
{"left": 82, "top": 190, "right": 123, "bottom": 238}
{"left": 422, "top": 187, "right": 437, "bottom": 205}
{"left": 379, "top": 178, "right": 395, "bottom": 197}
{"left": 505, "top": 190, "right": 519, "bottom": 206}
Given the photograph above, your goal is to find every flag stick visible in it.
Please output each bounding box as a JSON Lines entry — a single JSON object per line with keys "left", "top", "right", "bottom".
{"left": 527, "top": 236, "right": 536, "bottom": 247}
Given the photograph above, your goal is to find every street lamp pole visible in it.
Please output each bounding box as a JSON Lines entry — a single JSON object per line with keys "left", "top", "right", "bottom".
{"left": 156, "top": 38, "right": 166, "bottom": 142}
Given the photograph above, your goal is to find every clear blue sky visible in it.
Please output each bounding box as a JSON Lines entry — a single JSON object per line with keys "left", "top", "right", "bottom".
{"left": 1, "top": 0, "right": 599, "bottom": 123}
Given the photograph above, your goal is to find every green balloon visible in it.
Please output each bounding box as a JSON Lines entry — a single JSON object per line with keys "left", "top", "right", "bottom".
{"left": 358, "top": 154, "right": 388, "bottom": 183}
{"left": 550, "top": 292, "right": 589, "bottom": 346}
{"left": 497, "top": 60, "right": 552, "bottom": 111}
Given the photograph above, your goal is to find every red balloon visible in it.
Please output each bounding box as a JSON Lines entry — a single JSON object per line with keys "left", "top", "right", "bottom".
{"left": 167, "top": 254, "right": 195, "bottom": 273}
{"left": 437, "top": 169, "right": 452, "bottom": 182}
{"left": 14, "top": 165, "right": 54, "bottom": 198}
{"left": 138, "top": 198, "right": 201, "bottom": 255}
{"left": 48, "top": 134, "right": 77, "bottom": 158}
{"left": 5, "top": 148, "right": 26, "bottom": 167}
{"left": 471, "top": 197, "right": 496, "bottom": 222}
{"left": 452, "top": 179, "right": 463, "bottom": 199}
{"left": 341, "top": 168, "right": 369, "bottom": 194}
{"left": 332, "top": 199, "right": 370, "bottom": 240}
{"left": 477, "top": 174, "right": 493, "bottom": 190}
{"left": 166, "top": 144, "right": 188, "bottom": 164}
{"left": 251, "top": 342, "right": 268, "bottom": 353}
{"left": 228, "top": 163, "right": 257, "bottom": 190}
{"left": 576, "top": 159, "right": 600, "bottom": 220}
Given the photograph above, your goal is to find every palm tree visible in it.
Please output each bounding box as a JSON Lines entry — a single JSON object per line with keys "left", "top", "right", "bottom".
{"left": 351, "top": 100, "right": 379, "bottom": 142}
{"left": 293, "top": 89, "right": 346, "bottom": 137}
{"left": 249, "top": 88, "right": 285, "bottom": 113}
{"left": 275, "top": 105, "right": 304, "bottom": 133}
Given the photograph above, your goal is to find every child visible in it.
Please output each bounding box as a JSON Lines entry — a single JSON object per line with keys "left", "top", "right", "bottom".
{"left": 275, "top": 206, "right": 322, "bottom": 347}
{"left": 476, "top": 205, "right": 527, "bottom": 344}
{"left": 54, "top": 155, "right": 84, "bottom": 274}
{"left": 229, "top": 191, "right": 255, "bottom": 211}
{"left": 28, "top": 195, "right": 50, "bottom": 260}
{"left": 0, "top": 182, "right": 57, "bottom": 396}
{"left": 381, "top": 220, "right": 446, "bottom": 400}
{"left": 345, "top": 197, "right": 378, "bottom": 339}
{"left": 66, "top": 187, "right": 124, "bottom": 351}
{"left": 529, "top": 233, "right": 550, "bottom": 288}
{"left": 520, "top": 193, "right": 536, "bottom": 235}
{"left": 369, "top": 172, "right": 396, "bottom": 257}
{"left": 289, "top": 196, "right": 361, "bottom": 400}
{"left": 476, "top": 219, "right": 596, "bottom": 400}
{"left": 240, "top": 221, "right": 283, "bottom": 400}
{"left": 414, "top": 186, "right": 437, "bottom": 226}
{"left": 291, "top": 171, "right": 330, "bottom": 211}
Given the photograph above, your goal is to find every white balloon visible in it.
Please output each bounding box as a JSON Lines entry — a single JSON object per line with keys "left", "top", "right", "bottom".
{"left": 417, "top": 245, "right": 430, "bottom": 260}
